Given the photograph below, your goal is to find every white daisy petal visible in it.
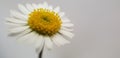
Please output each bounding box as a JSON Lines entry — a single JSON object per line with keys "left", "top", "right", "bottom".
{"left": 10, "top": 10, "right": 27, "bottom": 20}
{"left": 32, "top": 3, "right": 39, "bottom": 9}
{"left": 44, "top": 36, "right": 53, "bottom": 50}
{"left": 62, "top": 23, "right": 74, "bottom": 27}
{"left": 59, "top": 12, "right": 65, "bottom": 17}
{"left": 59, "top": 29, "right": 74, "bottom": 38}
{"left": 9, "top": 26, "right": 29, "bottom": 34}
{"left": 26, "top": 3, "right": 34, "bottom": 12}
{"left": 43, "top": 2, "right": 48, "bottom": 8}
{"left": 35, "top": 35, "right": 43, "bottom": 48}
{"left": 6, "top": 18, "right": 27, "bottom": 24}
{"left": 35, "top": 35, "right": 45, "bottom": 53}
{"left": 52, "top": 33, "right": 70, "bottom": 47}
{"left": 48, "top": 5, "right": 53, "bottom": 10}
{"left": 38, "top": 4, "right": 43, "bottom": 8}
{"left": 21, "top": 32, "right": 34, "bottom": 39}
{"left": 25, "top": 32, "right": 38, "bottom": 44}
{"left": 61, "top": 27, "right": 73, "bottom": 31}
{"left": 17, "top": 31, "right": 36, "bottom": 44}
{"left": 61, "top": 18, "right": 71, "bottom": 23}
{"left": 18, "top": 4, "right": 30, "bottom": 15}
{"left": 5, "top": 22, "right": 24, "bottom": 26}
{"left": 54, "top": 6, "right": 60, "bottom": 13}
{"left": 16, "top": 28, "right": 32, "bottom": 38}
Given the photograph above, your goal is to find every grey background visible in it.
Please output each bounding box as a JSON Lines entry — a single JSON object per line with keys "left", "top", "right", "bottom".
{"left": 0, "top": 0, "right": 120, "bottom": 58}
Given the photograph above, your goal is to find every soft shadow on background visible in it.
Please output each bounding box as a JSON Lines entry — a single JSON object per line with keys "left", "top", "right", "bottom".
{"left": 0, "top": 0, "right": 120, "bottom": 58}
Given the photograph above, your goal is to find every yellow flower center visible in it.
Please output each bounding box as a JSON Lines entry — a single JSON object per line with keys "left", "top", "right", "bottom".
{"left": 28, "top": 8, "right": 62, "bottom": 36}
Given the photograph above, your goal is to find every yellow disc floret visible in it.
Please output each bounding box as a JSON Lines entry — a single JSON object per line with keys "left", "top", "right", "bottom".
{"left": 28, "top": 8, "right": 62, "bottom": 36}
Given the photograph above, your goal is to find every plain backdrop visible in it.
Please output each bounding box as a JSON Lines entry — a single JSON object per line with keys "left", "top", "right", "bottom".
{"left": 0, "top": 0, "right": 120, "bottom": 58}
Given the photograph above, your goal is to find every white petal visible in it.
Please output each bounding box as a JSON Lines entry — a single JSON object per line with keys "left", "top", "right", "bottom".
{"left": 61, "top": 18, "right": 71, "bottom": 23}
{"left": 43, "top": 2, "right": 48, "bottom": 8}
{"left": 18, "top": 4, "right": 30, "bottom": 15}
{"left": 35, "top": 35, "right": 45, "bottom": 53}
{"left": 25, "top": 32, "right": 38, "bottom": 44}
{"left": 62, "top": 23, "right": 74, "bottom": 27}
{"left": 6, "top": 18, "right": 27, "bottom": 24}
{"left": 37, "top": 3, "right": 45, "bottom": 9}
{"left": 16, "top": 28, "right": 32, "bottom": 38}
{"left": 44, "top": 36, "right": 53, "bottom": 50}
{"left": 54, "top": 6, "right": 60, "bottom": 13}
{"left": 32, "top": 3, "right": 38, "bottom": 9}
{"left": 26, "top": 3, "right": 34, "bottom": 12}
{"left": 17, "top": 31, "right": 36, "bottom": 44}
{"left": 59, "top": 29, "right": 74, "bottom": 39}
{"left": 17, "top": 32, "right": 34, "bottom": 41}
{"left": 9, "top": 26, "right": 29, "bottom": 34}
{"left": 61, "top": 27, "right": 73, "bottom": 31}
{"left": 38, "top": 4, "right": 43, "bottom": 8}
{"left": 48, "top": 5, "right": 53, "bottom": 10}
{"left": 5, "top": 22, "right": 24, "bottom": 26}
{"left": 59, "top": 12, "right": 65, "bottom": 17}
{"left": 10, "top": 10, "right": 27, "bottom": 20}
{"left": 52, "top": 33, "right": 70, "bottom": 47}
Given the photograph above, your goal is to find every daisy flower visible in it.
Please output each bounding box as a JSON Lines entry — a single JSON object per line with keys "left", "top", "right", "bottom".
{"left": 6, "top": 2, "right": 74, "bottom": 54}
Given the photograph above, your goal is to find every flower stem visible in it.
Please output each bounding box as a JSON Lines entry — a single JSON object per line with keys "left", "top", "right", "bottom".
{"left": 39, "top": 49, "right": 43, "bottom": 58}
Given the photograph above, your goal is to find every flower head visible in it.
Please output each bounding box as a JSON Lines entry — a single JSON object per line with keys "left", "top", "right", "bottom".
{"left": 6, "top": 2, "right": 74, "bottom": 53}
